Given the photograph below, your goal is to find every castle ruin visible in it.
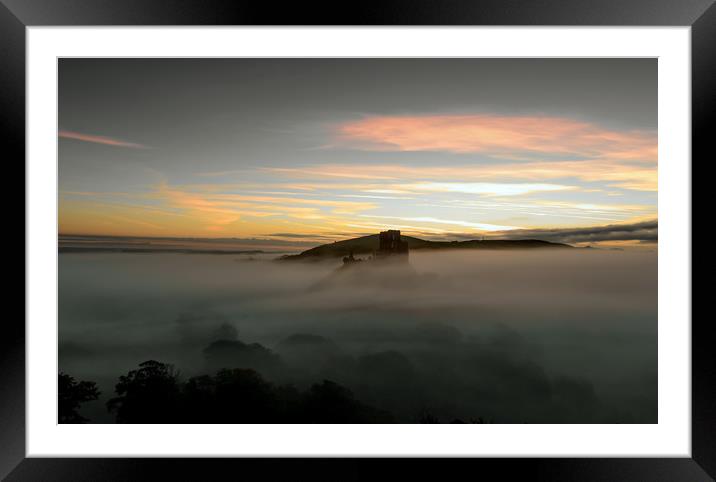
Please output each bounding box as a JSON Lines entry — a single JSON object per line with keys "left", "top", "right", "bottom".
{"left": 375, "top": 229, "right": 409, "bottom": 261}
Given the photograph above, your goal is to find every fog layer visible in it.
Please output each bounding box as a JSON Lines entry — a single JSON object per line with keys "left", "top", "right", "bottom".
{"left": 59, "top": 249, "right": 657, "bottom": 423}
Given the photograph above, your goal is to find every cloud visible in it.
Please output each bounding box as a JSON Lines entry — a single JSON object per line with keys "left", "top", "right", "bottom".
{"left": 263, "top": 233, "right": 335, "bottom": 239}
{"left": 336, "top": 114, "right": 657, "bottom": 162}
{"left": 59, "top": 130, "right": 147, "bottom": 149}
{"left": 360, "top": 214, "right": 522, "bottom": 232}
{"left": 142, "top": 181, "right": 383, "bottom": 233}
{"left": 337, "top": 194, "right": 414, "bottom": 200}
{"left": 490, "top": 219, "right": 658, "bottom": 244}
{"left": 407, "top": 182, "right": 574, "bottom": 196}
{"left": 422, "top": 198, "right": 654, "bottom": 224}
{"left": 265, "top": 167, "right": 396, "bottom": 180}
{"left": 266, "top": 161, "right": 657, "bottom": 192}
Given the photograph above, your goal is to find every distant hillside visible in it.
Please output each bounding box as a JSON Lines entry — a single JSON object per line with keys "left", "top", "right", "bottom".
{"left": 280, "top": 234, "right": 571, "bottom": 261}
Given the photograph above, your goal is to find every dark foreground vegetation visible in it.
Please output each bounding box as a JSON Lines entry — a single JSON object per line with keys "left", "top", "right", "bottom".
{"left": 59, "top": 319, "right": 657, "bottom": 424}
{"left": 61, "top": 361, "right": 486, "bottom": 424}
{"left": 59, "top": 325, "right": 652, "bottom": 424}
{"left": 58, "top": 372, "right": 101, "bottom": 423}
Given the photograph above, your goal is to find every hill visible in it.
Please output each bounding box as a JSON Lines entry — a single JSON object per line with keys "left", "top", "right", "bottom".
{"left": 280, "top": 234, "right": 571, "bottom": 261}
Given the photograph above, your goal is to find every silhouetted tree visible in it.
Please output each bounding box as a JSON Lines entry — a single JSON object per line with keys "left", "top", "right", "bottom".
{"left": 471, "top": 417, "right": 491, "bottom": 424}
{"left": 449, "top": 417, "right": 491, "bottom": 424}
{"left": 107, "top": 360, "right": 181, "bottom": 423}
{"left": 183, "top": 368, "right": 282, "bottom": 423}
{"left": 102, "top": 360, "right": 398, "bottom": 424}
{"left": 58, "top": 372, "right": 99, "bottom": 423}
{"left": 180, "top": 374, "right": 215, "bottom": 423}
{"left": 417, "top": 409, "right": 440, "bottom": 424}
{"left": 299, "top": 380, "right": 393, "bottom": 423}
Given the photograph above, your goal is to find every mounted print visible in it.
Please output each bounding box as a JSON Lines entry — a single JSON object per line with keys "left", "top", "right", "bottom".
{"left": 57, "top": 58, "right": 657, "bottom": 425}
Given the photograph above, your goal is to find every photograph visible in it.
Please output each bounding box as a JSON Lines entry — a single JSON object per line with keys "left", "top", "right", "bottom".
{"left": 57, "top": 57, "right": 658, "bottom": 425}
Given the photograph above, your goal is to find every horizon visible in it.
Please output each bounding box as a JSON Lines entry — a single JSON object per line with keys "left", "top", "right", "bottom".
{"left": 58, "top": 219, "right": 658, "bottom": 252}
{"left": 59, "top": 58, "right": 657, "bottom": 249}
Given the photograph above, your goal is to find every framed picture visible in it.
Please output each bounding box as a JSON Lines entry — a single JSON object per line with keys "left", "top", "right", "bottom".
{"left": 6, "top": 0, "right": 711, "bottom": 479}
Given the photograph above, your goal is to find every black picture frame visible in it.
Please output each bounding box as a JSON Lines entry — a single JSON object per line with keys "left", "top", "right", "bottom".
{"left": 3, "top": 1, "right": 712, "bottom": 480}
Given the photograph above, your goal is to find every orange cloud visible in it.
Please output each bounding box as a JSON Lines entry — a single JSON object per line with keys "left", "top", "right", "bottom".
{"left": 337, "top": 114, "right": 656, "bottom": 162}
{"left": 145, "top": 182, "right": 380, "bottom": 232}
{"left": 59, "top": 130, "right": 146, "bottom": 149}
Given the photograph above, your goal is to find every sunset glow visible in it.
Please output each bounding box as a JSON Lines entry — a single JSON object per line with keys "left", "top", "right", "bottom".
{"left": 59, "top": 58, "right": 657, "bottom": 247}
{"left": 338, "top": 114, "right": 656, "bottom": 161}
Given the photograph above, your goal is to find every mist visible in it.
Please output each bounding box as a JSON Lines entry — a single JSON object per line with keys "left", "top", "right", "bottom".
{"left": 59, "top": 249, "right": 657, "bottom": 423}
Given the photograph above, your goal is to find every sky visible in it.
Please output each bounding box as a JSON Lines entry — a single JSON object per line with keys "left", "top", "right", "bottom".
{"left": 58, "top": 58, "right": 657, "bottom": 247}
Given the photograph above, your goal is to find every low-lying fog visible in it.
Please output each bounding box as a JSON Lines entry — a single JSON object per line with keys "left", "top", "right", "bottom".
{"left": 59, "top": 249, "right": 657, "bottom": 423}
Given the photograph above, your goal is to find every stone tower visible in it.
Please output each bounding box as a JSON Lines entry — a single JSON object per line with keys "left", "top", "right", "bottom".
{"left": 376, "top": 230, "right": 409, "bottom": 261}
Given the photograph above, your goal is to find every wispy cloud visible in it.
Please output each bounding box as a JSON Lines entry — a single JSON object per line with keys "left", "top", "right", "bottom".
{"left": 336, "top": 114, "right": 656, "bottom": 162}
{"left": 264, "top": 167, "right": 397, "bottom": 180}
{"left": 360, "top": 214, "right": 522, "bottom": 232}
{"left": 144, "top": 181, "right": 381, "bottom": 232}
{"left": 267, "top": 161, "right": 657, "bottom": 192}
{"left": 59, "top": 130, "right": 147, "bottom": 149}
{"left": 263, "top": 232, "right": 332, "bottom": 239}
{"left": 407, "top": 182, "right": 574, "bottom": 196}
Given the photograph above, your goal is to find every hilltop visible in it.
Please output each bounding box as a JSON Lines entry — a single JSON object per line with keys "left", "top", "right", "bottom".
{"left": 280, "top": 233, "right": 571, "bottom": 261}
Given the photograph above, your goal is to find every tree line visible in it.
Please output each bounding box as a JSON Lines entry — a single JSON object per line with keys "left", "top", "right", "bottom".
{"left": 59, "top": 360, "right": 489, "bottom": 424}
